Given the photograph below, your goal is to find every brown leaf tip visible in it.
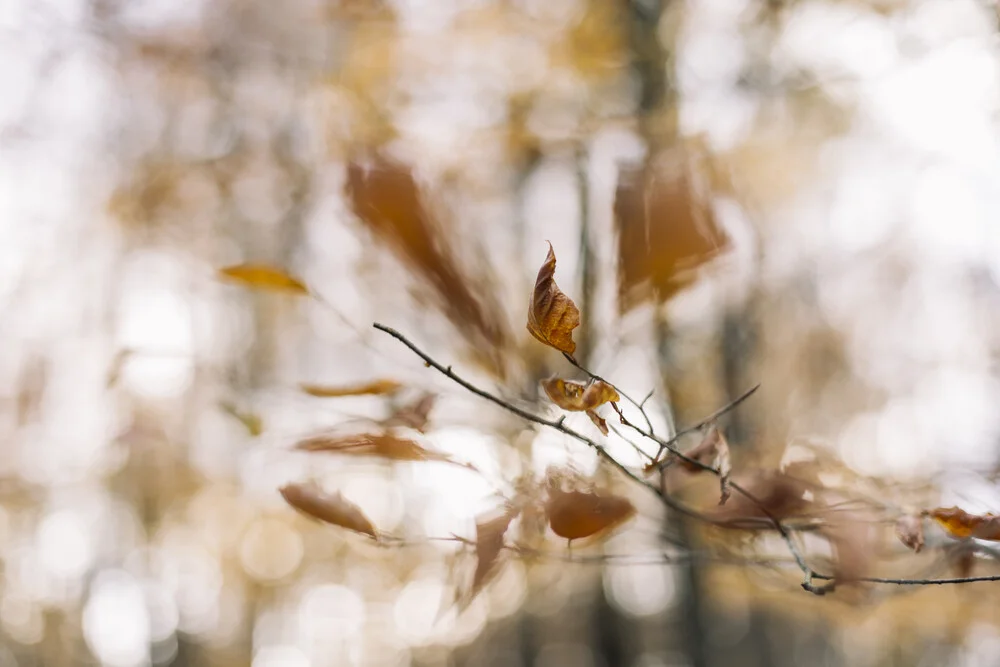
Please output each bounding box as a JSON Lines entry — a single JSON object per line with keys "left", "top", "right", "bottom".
{"left": 527, "top": 243, "right": 581, "bottom": 357}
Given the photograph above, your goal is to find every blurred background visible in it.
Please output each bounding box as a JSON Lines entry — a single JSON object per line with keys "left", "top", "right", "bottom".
{"left": 5, "top": 0, "right": 1000, "bottom": 665}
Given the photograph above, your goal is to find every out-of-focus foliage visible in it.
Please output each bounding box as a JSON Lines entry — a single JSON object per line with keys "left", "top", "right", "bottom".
{"left": 5, "top": 0, "right": 1000, "bottom": 666}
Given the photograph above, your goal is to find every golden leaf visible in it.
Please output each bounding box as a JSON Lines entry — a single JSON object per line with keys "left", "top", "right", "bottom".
{"left": 895, "top": 514, "right": 925, "bottom": 553}
{"left": 545, "top": 487, "right": 636, "bottom": 542}
{"left": 541, "top": 378, "right": 619, "bottom": 412}
{"left": 299, "top": 379, "right": 403, "bottom": 398}
{"left": 295, "top": 433, "right": 469, "bottom": 468}
{"left": 471, "top": 505, "right": 520, "bottom": 599}
{"left": 527, "top": 243, "right": 580, "bottom": 358}
{"left": 930, "top": 506, "right": 1000, "bottom": 541}
{"left": 279, "top": 483, "right": 377, "bottom": 539}
{"left": 218, "top": 264, "right": 308, "bottom": 295}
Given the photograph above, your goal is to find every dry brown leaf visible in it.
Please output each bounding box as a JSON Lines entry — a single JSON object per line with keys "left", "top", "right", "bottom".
{"left": 218, "top": 264, "right": 308, "bottom": 295}
{"left": 615, "top": 145, "right": 729, "bottom": 313}
{"left": 279, "top": 483, "right": 377, "bottom": 538}
{"left": 383, "top": 393, "right": 436, "bottom": 433}
{"left": 471, "top": 505, "right": 521, "bottom": 598}
{"left": 545, "top": 487, "right": 636, "bottom": 542}
{"left": 295, "top": 432, "right": 469, "bottom": 468}
{"left": 345, "top": 157, "right": 509, "bottom": 376}
{"left": 930, "top": 507, "right": 1000, "bottom": 541}
{"left": 300, "top": 379, "right": 402, "bottom": 398}
{"left": 586, "top": 409, "right": 609, "bottom": 436}
{"left": 821, "top": 516, "right": 874, "bottom": 585}
{"left": 895, "top": 514, "right": 925, "bottom": 553}
{"left": 541, "top": 378, "right": 619, "bottom": 412}
{"left": 710, "top": 470, "right": 811, "bottom": 528}
{"left": 659, "top": 426, "right": 732, "bottom": 505}
{"left": 527, "top": 243, "right": 581, "bottom": 358}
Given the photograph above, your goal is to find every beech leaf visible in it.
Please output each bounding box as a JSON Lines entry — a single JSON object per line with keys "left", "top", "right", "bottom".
{"left": 527, "top": 243, "right": 581, "bottom": 358}
{"left": 279, "top": 483, "right": 377, "bottom": 538}
{"left": 895, "top": 514, "right": 925, "bottom": 553}
{"left": 471, "top": 505, "right": 521, "bottom": 598}
{"left": 300, "top": 379, "right": 403, "bottom": 398}
{"left": 930, "top": 506, "right": 1000, "bottom": 541}
{"left": 541, "top": 378, "right": 619, "bottom": 412}
{"left": 585, "top": 409, "right": 609, "bottom": 436}
{"left": 218, "top": 264, "right": 308, "bottom": 294}
{"left": 295, "top": 432, "right": 471, "bottom": 469}
{"left": 545, "top": 486, "right": 636, "bottom": 542}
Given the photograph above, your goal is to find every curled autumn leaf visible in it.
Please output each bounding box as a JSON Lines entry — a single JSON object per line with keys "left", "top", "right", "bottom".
{"left": 218, "top": 264, "right": 309, "bottom": 294}
{"left": 541, "top": 378, "right": 620, "bottom": 412}
{"left": 299, "top": 379, "right": 403, "bottom": 398}
{"left": 295, "top": 432, "right": 471, "bottom": 469}
{"left": 544, "top": 483, "right": 636, "bottom": 543}
{"left": 279, "top": 483, "right": 377, "bottom": 539}
{"left": 895, "top": 514, "right": 925, "bottom": 553}
{"left": 930, "top": 506, "right": 1000, "bottom": 541}
{"left": 527, "top": 243, "right": 581, "bottom": 358}
{"left": 471, "top": 505, "right": 521, "bottom": 600}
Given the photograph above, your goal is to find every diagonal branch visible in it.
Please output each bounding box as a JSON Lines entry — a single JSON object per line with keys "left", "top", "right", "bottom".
{"left": 372, "top": 323, "right": 1000, "bottom": 591}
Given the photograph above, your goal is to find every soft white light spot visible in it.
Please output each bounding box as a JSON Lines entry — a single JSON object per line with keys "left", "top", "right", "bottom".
{"left": 83, "top": 571, "right": 150, "bottom": 667}
{"left": 38, "top": 510, "right": 93, "bottom": 580}
{"left": 298, "top": 584, "right": 365, "bottom": 643}
{"left": 239, "top": 519, "right": 303, "bottom": 582}
{"left": 252, "top": 645, "right": 310, "bottom": 667}
{"left": 604, "top": 565, "right": 675, "bottom": 617}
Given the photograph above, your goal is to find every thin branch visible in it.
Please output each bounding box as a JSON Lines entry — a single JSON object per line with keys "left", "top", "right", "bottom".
{"left": 374, "top": 323, "right": 699, "bottom": 517}
{"left": 372, "top": 323, "right": 1000, "bottom": 591}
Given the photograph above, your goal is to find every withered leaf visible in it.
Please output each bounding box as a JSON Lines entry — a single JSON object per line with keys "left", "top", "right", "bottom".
{"left": 615, "top": 144, "right": 729, "bottom": 313}
{"left": 527, "top": 243, "right": 581, "bottom": 358}
{"left": 710, "top": 470, "right": 810, "bottom": 528}
{"left": 895, "top": 514, "right": 925, "bottom": 553}
{"left": 541, "top": 378, "right": 619, "bottom": 412}
{"left": 346, "top": 158, "right": 509, "bottom": 377}
{"left": 822, "top": 516, "right": 873, "bottom": 584}
{"left": 660, "top": 426, "right": 731, "bottom": 505}
{"left": 218, "top": 264, "right": 308, "bottom": 295}
{"left": 586, "top": 409, "right": 609, "bottom": 435}
{"left": 930, "top": 506, "right": 1000, "bottom": 541}
{"left": 295, "top": 433, "right": 470, "bottom": 469}
{"left": 382, "top": 393, "right": 436, "bottom": 433}
{"left": 300, "top": 379, "right": 403, "bottom": 398}
{"left": 471, "top": 505, "right": 521, "bottom": 599}
{"left": 279, "top": 483, "right": 377, "bottom": 538}
{"left": 545, "top": 487, "right": 636, "bottom": 542}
